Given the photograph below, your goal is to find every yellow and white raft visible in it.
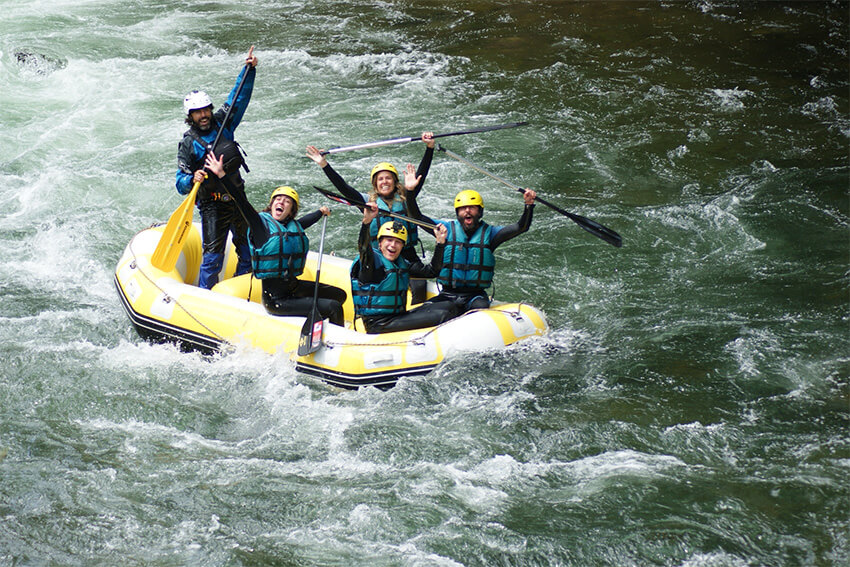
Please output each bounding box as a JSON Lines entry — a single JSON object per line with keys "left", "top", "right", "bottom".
{"left": 114, "top": 223, "right": 549, "bottom": 389}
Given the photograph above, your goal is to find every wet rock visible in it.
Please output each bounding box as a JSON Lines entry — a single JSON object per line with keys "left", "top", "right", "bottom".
{"left": 14, "top": 50, "right": 66, "bottom": 75}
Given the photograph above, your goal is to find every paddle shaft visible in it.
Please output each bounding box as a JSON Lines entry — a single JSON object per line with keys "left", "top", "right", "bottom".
{"left": 319, "top": 122, "right": 527, "bottom": 155}
{"left": 310, "top": 215, "right": 328, "bottom": 309}
{"left": 437, "top": 145, "right": 623, "bottom": 248}
{"left": 209, "top": 63, "right": 251, "bottom": 155}
{"left": 298, "top": 215, "right": 328, "bottom": 356}
{"left": 207, "top": 63, "right": 257, "bottom": 231}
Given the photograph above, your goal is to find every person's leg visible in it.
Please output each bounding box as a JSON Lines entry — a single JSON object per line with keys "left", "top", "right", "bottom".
{"left": 286, "top": 280, "right": 345, "bottom": 326}
{"left": 198, "top": 201, "right": 228, "bottom": 289}
{"left": 227, "top": 202, "right": 252, "bottom": 276}
{"left": 409, "top": 279, "right": 427, "bottom": 305}
{"left": 425, "top": 291, "right": 468, "bottom": 314}
{"left": 364, "top": 302, "right": 457, "bottom": 334}
{"left": 316, "top": 282, "right": 348, "bottom": 307}
{"left": 465, "top": 292, "right": 491, "bottom": 311}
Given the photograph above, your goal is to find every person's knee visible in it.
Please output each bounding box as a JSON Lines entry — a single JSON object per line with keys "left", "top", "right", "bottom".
{"left": 409, "top": 279, "right": 427, "bottom": 304}
{"left": 201, "top": 250, "right": 224, "bottom": 265}
{"left": 320, "top": 300, "right": 344, "bottom": 326}
{"left": 443, "top": 303, "right": 460, "bottom": 322}
{"left": 329, "top": 302, "right": 344, "bottom": 326}
{"left": 467, "top": 295, "right": 490, "bottom": 311}
{"left": 198, "top": 253, "right": 225, "bottom": 288}
{"left": 434, "top": 309, "right": 454, "bottom": 325}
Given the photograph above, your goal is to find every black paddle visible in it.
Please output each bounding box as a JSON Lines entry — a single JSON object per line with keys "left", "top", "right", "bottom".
{"left": 319, "top": 122, "right": 528, "bottom": 155}
{"left": 312, "top": 186, "right": 438, "bottom": 230}
{"left": 437, "top": 145, "right": 623, "bottom": 248}
{"left": 297, "top": 214, "right": 329, "bottom": 357}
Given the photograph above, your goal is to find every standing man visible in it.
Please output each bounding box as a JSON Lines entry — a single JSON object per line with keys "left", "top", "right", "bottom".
{"left": 411, "top": 188, "right": 536, "bottom": 315}
{"left": 177, "top": 46, "right": 257, "bottom": 289}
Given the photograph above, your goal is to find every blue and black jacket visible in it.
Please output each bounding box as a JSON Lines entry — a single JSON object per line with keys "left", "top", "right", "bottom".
{"left": 176, "top": 65, "right": 256, "bottom": 199}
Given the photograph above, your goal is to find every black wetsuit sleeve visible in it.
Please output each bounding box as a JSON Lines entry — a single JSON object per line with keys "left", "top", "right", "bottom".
{"left": 219, "top": 175, "right": 267, "bottom": 247}
{"left": 408, "top": 146, "right": 434, "bottom": 199}
{"left": 321, "top": 163, "right": 366, "bottom": 204}
{"left": 405, "top": 197, "right": 439, "bottom": 238}
{"left": 408, "top": 242, "right": 445, "bottom": 278}
{"left": 297, "top": 210, "right": 324, "bottom": 230}
{"left": 490, "top": 204, "right": 535, "bottom": 249}
{"left": 355, "top": 223, "right": 384, "bottom": 284}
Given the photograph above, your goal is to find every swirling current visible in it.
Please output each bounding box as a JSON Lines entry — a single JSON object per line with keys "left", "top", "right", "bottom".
{"left": 1, "top": 1, "right": 847, "bottom": 565}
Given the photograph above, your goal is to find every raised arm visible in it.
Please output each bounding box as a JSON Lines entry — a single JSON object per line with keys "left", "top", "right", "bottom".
{"left": 297, "top": 206, "right": 330, "bottom": 230}
{"left": 490, "top": 189, "right": 537, "bottom": 249}
{"left": 306, "top": 145, "right": 366, "bottom": 204}
{"left": 409, "top": 223, "right": 447, "bottom": 278}
{"left": 219, "top": 46, "right": 257, "bottom": 131}
{"left": 403, "top": 190, "right": 439, "bottom": 237}
{"left": 354, "top": 203, "right": 382, "bottom": 283}
{"left": 405, "top": 132, "right": 435, "bottom": 198}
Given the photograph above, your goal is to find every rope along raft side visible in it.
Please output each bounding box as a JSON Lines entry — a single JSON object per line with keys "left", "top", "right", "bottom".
{"left": 114, "top": 223, "right": 549, "bottom": 389}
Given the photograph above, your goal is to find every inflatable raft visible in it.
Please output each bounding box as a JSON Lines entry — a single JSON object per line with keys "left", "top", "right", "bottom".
{"left": 114, "top": 223, "right": 549, "bottom": 389}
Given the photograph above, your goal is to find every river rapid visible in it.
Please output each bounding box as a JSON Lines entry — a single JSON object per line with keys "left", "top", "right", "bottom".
{"left": 1, "top": 1, "right": 848, "bottom": 565}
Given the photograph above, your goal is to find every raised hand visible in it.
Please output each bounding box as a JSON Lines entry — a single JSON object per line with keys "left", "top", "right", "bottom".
{"left": 306, "top": 145, "right": 328, "bottom": 167}
{"left": 403, "top": 163, "right": 421, "bottom": 191}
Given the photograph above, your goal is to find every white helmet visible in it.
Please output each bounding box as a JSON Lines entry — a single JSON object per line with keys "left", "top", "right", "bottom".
{"left": 183, "top": 90, "right": 212, "bottom": 114}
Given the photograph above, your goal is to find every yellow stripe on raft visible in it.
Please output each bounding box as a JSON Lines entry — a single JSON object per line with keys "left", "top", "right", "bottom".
{"left": 115, "top": 223, "right": 549, "bottom": 388}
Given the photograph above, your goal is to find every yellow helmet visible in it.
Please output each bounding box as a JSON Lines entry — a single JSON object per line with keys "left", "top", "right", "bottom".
{"left": 370, "top": 162, "right": 399, "bottom": 183}
{"left": 377, "top": 220, "right": 408, "bottom": 244}
{"left": 454, "top": 190, "right": 484, "bottom": 209}
{"left": 269, "top": 186, "right": 299, "bottom": 210}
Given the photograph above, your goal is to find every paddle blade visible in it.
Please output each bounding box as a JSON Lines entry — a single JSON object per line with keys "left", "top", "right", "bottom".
{"left": 150, "top": 182, "right": 201, "bottom": 271}
{"left": 312, "top": 185, "right": 366, "bottom": 207}
{"left": 534, "top": 194, "right": 623, "bottom": 248}
{"left": 569, "top": 212, "right": 623, "bottom": 248}
{"left": 297, "top": 308, "right": 323, "bottom": 356}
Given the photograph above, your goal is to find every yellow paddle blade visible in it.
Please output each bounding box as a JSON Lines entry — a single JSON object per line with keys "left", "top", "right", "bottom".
{"left": 150, "top": 181, "right": 200, "bottom": 272}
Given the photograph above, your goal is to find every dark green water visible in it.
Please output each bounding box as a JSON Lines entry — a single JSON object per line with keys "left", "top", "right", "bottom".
{"left": 1, "top": 1, "right": 847, "bottom": 565}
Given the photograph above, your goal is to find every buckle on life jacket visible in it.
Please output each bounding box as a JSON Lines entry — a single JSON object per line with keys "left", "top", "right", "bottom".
{"left": 210, "top": 192, "right": 232, "bottom": 202}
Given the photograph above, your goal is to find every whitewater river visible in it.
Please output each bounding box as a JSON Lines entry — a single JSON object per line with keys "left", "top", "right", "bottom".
{"left": 1, "top": 1, "right": 847, "bottom": 565}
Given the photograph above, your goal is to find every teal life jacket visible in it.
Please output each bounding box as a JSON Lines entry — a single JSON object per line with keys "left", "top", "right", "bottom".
{"left": 368, "top": 198, "right": 419, "bottom": 249}
{"left": 437, "top": 220, "right": 495, "bottom": 290}
{"left": 350, "top": 249, "right": 410, "bottom": 316}
{"left": 249, "top": 213, "right": 308, "bottom": 280}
